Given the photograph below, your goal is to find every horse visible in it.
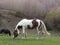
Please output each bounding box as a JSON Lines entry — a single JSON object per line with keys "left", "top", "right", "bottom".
{"left": 13, "top": 19, "right": 50, "bottom": 39}
{"left": 0, "top": 29, "right": 11, "bottom": 36}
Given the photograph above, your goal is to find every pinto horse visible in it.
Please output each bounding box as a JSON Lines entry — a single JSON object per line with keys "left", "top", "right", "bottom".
{"left": 13, "top": 19, "right": 50, "bottom": 39}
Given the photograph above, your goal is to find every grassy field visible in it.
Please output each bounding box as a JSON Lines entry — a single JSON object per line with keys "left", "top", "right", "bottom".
{"left": 0, "top": 34, "right": 60, "bottom": 45}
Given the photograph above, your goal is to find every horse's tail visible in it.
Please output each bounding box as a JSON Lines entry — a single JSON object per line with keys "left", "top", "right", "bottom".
{"left": 40, "top": 20, "right": 50, "bottom": 35}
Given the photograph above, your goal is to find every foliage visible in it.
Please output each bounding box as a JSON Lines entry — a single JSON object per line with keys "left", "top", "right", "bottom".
{"left": 15, "top": 11, "right": 25, "bottom": 18}
{"left": 45, "top": 7, "right": 60, "bottom": 30}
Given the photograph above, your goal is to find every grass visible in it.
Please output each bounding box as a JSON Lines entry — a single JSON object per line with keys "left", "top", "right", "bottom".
{"left": 0, "top": 34, "right": 60, "bottom": 45}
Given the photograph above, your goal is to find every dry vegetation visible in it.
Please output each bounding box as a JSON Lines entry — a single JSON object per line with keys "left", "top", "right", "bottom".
{"left": 0, "top": 9, "right": 23, "bottom": 32}
{"left": 0, "top": 0, "right": 60, "bottom": 18}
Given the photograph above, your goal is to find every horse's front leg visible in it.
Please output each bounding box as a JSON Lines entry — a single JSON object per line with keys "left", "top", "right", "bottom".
{"left": 22, "top": 26, "right": 26, "bottom": 39}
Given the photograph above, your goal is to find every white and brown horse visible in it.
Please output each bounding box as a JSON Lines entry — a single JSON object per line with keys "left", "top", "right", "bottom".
{"left": 13, "top": 19, "right": 50, "bottom": 39}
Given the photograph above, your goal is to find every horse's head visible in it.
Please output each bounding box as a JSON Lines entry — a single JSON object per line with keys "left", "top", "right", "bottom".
{"left": 13, "top": 30, "right": 19, "bottom": 39}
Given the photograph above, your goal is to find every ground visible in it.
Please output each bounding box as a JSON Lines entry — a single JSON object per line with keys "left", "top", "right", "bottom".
{"left": 0, "top": 33, "right": 60, "bottom": 45}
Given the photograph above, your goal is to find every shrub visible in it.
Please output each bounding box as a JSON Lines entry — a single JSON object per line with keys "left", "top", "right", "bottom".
{"left": 15, "top": 11, "right": 25, "bottom": 18}
{"left": 45, "top": 7, "right": 60, "bottom": 31}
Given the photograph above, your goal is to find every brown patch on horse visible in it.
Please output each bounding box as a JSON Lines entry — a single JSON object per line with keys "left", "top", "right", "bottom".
{"left": 27, "top": 25, "right": 33, "bottom": 29}
{"left": 27, "top": 19, "right": 38, "bottom": 29}
{"left": 32, "top": 19, "right": 38, "bottom": 28}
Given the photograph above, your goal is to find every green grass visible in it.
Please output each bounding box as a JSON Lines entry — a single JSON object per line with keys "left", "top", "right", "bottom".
{"left": 0, "top": 35, "right": 60, "bottom": 45}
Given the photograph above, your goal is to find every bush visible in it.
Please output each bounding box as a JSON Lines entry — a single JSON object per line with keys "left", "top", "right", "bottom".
{"left": 45, "top": 7, "right": 60, "bottom": 30}
{"left": 15, "top": 11, "right": 25, "bottom": 18}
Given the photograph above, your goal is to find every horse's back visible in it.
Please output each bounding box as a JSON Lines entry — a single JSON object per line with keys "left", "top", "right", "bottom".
{"left": 16, "top": 19, "right": 32, "bottom": 26}
{"left": 16, "top": 19, "right": 41, "bottom": 28}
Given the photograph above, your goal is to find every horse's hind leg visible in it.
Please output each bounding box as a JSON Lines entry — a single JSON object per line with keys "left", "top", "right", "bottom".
{"left": 36, "top": 27, "right": 40, "bottom": 40}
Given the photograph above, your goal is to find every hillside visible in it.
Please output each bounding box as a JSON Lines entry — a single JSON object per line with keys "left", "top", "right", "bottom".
{"left": 0, "top": 9, "right": 22, "bottom": 32}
